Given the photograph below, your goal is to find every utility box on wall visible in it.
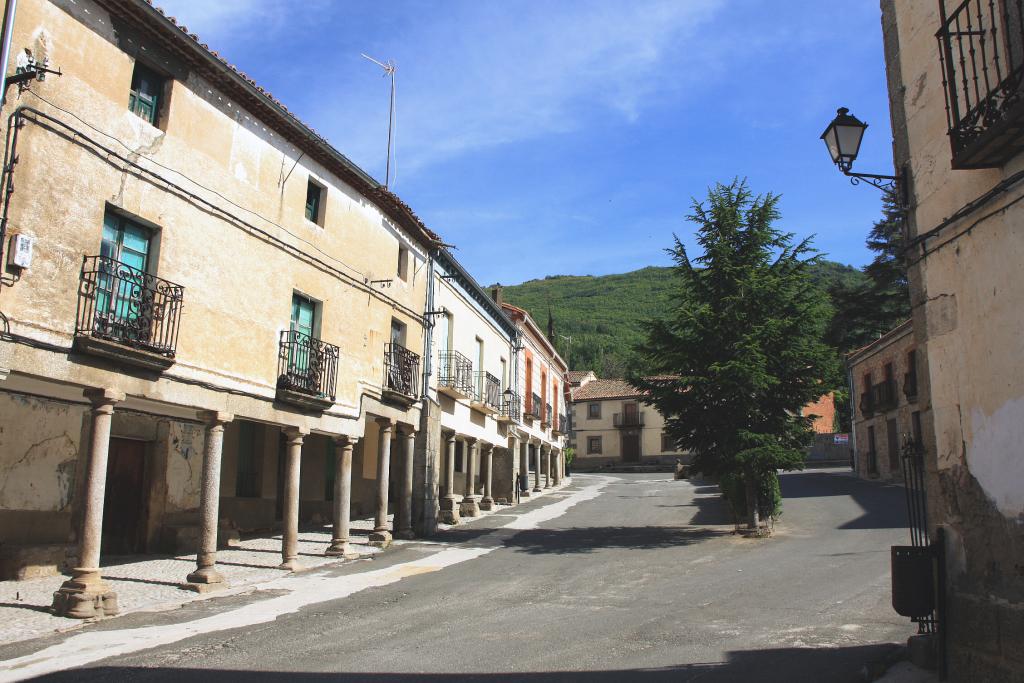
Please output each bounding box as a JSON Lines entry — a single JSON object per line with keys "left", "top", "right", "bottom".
{"left": 8, "top": 234, "right": 34, "bottom": 269}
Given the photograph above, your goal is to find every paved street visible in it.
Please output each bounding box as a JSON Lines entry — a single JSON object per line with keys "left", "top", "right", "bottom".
{"left": 0, "top": 470, "right": 913, "bottom": 682}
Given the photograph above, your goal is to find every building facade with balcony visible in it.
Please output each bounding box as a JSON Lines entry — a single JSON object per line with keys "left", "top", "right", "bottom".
{"left": 0, "top": 0, "right": 435, "bottom": 614}
{"left": 422, "top": 251, "right": 518, "bottom": 524}
{"left": 847, "top": 322, "right": 920, "bottom": 482}
{"left": 880, "top": 1, "right": 1024, "bottom": 677}
{"left": 569, "top": 375, "right": 688, "bottom": 471}
{"left": 498, "top": 298, "right": 568, "bottom": 493}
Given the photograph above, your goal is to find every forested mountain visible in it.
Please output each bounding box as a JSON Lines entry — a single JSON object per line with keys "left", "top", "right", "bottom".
{"left": 497, "top": 261, "right": 867, "bottom": 376}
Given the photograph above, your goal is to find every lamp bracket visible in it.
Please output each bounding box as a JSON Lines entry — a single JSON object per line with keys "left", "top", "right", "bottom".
{"left": 843, "top": 168, "right": 907, "bottom": 212}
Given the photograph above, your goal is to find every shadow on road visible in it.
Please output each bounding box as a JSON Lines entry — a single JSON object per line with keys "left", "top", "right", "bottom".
{"left": 31, "top": 643, "right": 901, "bottom": 683}
{"left": 779, "top": 471, "right": 908, "bottom": 530}
{"left": 501, "top": 525, "right": 728, "bottom": 555}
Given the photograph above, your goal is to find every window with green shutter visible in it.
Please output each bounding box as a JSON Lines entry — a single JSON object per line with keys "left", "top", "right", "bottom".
{"left": 305, "top": 179, "right": 324, "bottom": 225}
{"left": 128, "top": 62, "right": 165, "bottom": 125}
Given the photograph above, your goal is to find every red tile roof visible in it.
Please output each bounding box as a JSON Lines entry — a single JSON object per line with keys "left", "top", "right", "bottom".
{"left": 572, "top": 379, "right": 647, "bottom": 401}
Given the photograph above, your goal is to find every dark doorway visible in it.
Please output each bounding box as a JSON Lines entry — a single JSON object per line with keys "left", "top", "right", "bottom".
{"left": 622, "top": 432, "right": 640, "bottom": 462}
{"left": 275, "top": 432, "right": 286, "bottom": 521}
{"left": 101, "top": 438, "right": 148, "bottom": 555}
{"left": 886, "top": 418, "right": 900, "bottom": 473}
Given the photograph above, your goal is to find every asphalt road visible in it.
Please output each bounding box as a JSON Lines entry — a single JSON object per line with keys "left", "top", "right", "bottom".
{"left": 4, "top": 469, "right": 915, "bottom": 682}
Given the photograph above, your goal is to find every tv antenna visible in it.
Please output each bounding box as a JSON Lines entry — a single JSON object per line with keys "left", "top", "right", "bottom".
{"left": 361, "top": 53, "right": 397, "bottom": 190}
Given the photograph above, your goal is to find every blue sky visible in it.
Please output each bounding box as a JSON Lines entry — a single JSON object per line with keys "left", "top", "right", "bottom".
{"left": 158, "top": 0, "right": 895, "bottom": 286}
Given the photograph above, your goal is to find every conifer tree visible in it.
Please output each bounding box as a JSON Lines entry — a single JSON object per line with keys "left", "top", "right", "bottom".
{"left": 634, "top": 180, "right": 837, "bottom": 531}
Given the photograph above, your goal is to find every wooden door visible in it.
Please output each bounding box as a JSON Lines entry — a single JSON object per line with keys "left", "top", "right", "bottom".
{"left": 102, "top": 438, "right": 147, "bottom": 555}
{"left": 622, "top": 433, "right": 640, "bottom": 462}
{"left": 623, "top": 402, "right": 638, "bottom": 426}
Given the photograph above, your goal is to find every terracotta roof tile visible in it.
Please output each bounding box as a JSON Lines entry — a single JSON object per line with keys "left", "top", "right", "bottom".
{"left": 572, "top": 379, "right": 647, "bottom": 401}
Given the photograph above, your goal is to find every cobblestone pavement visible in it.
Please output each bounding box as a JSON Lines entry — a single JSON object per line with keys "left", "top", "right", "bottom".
{"left": 0, "top": 484, "right": 567, "bottom": 646}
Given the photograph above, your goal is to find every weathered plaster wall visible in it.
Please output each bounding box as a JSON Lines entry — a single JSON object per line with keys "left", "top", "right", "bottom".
{"left": 883, "top": 2, "right": 1024, "bottom": 679}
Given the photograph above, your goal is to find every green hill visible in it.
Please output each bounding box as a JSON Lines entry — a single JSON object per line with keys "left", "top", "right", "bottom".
{"left": 498, "top": 261, "right": 866, "bottom": 376}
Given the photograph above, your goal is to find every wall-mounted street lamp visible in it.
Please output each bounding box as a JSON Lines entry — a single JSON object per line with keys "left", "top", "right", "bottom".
{"left": 821, "top": 107, "right": 906, "bottom": 210}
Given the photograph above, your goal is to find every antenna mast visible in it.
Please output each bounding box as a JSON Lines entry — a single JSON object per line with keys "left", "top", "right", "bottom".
{"left": 361, "top": 53, "right": 396, "bottom": 190}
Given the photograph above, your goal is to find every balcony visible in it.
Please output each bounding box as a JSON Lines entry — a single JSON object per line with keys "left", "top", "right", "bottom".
{"left": 523, "top": 392, "right": 542, "bottom": 424}
{"left": 552, "top": 414, "right": 567, "bottom": 436}
{"left": 470, "top": 371, "right": 501, "bottom": 415}
{"left": 937, "top": 0, "right": 1024, "bottom": 168}
{"left": 276, "top": 330, "right": 339, "bottom": 411}
{"left": 437, "top": 350, "right": 474, "bottom": 400}
{"left": 860, "top": 390, "right": 875, "bottom": 418}
{"left": 872, "top": 379, "right": 898, "bottom": 413}
{"left": 613, "top": 411, "right": 644, "bottom": 428}
{"left": 383, "top": 342, "right": 420, "bottom": 406}
{"left": 498, "top": 390, "right": 520, "bottom": 423}
{"left": 74, "top": 255, "right": 184, "bottom": 371}
{"left": 542, "top": 403, "right": 552, "bottom": 428}
{"left": 904, "top": 371, "right": 918, "bottom": 402}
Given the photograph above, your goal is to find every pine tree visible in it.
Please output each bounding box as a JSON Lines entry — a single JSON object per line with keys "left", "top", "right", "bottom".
{"left": 634, "top": 180, "right": 838, "bottom": 531}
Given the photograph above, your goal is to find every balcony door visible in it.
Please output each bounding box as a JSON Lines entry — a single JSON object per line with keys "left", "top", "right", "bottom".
{"left": 288, "top": 294, "right": 317, "bottom": 387}
{"left": 623, "top": 402, "right": 638, "bottom": 425}
{"left": 97, "top": 212, "right": 151, "bottom": 340}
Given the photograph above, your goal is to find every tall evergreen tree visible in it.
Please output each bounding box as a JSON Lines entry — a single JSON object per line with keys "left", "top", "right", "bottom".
{"left": 634, "top": 180, "right": 838, "bottom": 531}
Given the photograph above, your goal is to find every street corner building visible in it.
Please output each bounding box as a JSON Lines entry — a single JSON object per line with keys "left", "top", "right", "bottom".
{"left": 0, "top": 0, "right": 568, "bottom": 620}
{"left": 847, "top": 321, "right": 921, "bottom": 483}
{"left": 881, "top": 1, "right": 1024, "bottom": 680}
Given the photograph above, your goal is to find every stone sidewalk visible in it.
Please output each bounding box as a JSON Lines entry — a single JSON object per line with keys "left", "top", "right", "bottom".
{"left": 0, "top": 483, "right": 568, "bottom": 646}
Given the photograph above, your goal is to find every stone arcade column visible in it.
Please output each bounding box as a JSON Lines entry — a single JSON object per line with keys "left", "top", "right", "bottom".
{"left": 396, "top": 426, "right": 416, "bottom": 540}
{"left": 533, "top": 440, "right": 542, "bottom": 492}
{"left": 479, "top": 444, "right": 495, "bottom": 511}
{"left": 460, "top": 437, "right": 481, "bottom": 517}
{"left": 540, "top": 446, "right": 548, "bottom": 489}
{"left": 52, "top": 388, "right": 125, "bottom": 619}
{"left": 552, "top": 449, "right": 560, "bottom": 485}
{"left": 508, "top": 435, "right": 520, "bottom": 504}
{"left": 185, "top": 411, "right": 234, "bottom": 591}
{"left": 439, "top": 431, "right": 460, "bottom": 524}
{"left": 369, "top": 418, "right": 394, "bottom": 548}
{"left": 279, "top": 426, "right": 308, "bottom": 571}
{"left": 325, "top": 435, "right": 360, "bottom": 559}
{"left": 519, "top": 439, "right": 531, "bottom": 498}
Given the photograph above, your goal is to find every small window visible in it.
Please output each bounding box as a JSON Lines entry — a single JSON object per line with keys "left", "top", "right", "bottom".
{"left": 390, "top": 318, "right": 406, "bottom": 348}
{"left": 661, "top": 432, "right": 676, "bottom": 452}
{"left": 129, "top": 62, "right": 166, "bottom": 126}
{"left": 397, "top": 245, "right": 409, "bottom": 281}
{"left": 588, "top": 403, "right": 601, "bottom": 419}
{"left": 305, "top": 178, "right": 325, "bottom": 225}
{"left": 587, "top": 436, "right": 602, "bottom": 454}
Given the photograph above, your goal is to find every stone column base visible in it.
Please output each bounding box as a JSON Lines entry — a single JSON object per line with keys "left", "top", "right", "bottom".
{"left": 183, "top": 565, "right": 227, "bottom": 593}
{"left": 532, "top": 486, "right": 542, "bottom": 493}
{"left": 368, "top": 530, "right": 392, "bottom": 548}
{"left": 479, "top": 497, "right": 495, "bottom": 511}
{"left": 324, "top": 542, "right": 361, "bottom": 559}
{"left": 440, "top": 496, "right": 461, "bottom": 524}
{"left": 278, "top": 558, "right": 305, "bottom": 572}
{"left": 51, "top": 569, "right": 118, "bottom": 619}
{"left": 460, "top": 496, "right": 481, "bottom": 517}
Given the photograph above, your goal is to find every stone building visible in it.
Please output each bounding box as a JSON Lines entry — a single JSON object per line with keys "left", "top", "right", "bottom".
{"left": 879, "top": 2, "right": 1024, "bottom": 678}
{"left": 0, "top": 0, "right": 446, "bottom": 618}
{"left": 499, "top": 300, "right": 568, "bottom": 493}
{"left": 847, "top": 321, "right": 920, "bottom": 482}
{"left": 569, "top": 375, "right": 689, "bottom": 471}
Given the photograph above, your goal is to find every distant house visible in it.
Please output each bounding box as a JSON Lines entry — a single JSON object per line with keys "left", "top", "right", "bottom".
{"left": 569, "top": 375, "right": 690, "bottom": 471}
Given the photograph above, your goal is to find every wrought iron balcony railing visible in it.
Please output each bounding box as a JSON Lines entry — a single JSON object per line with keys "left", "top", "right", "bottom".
{"left": 438, "top": 349, "right": 474, "bottom": 397}
{"left": 499, "top": 390, "right": 521, "bottom": 422}
{"left": 75, "top": 254, "right": 184, "bottom": 359}
{"left": 525, "top": 392, "right": 543, "bottom": 422}
{"left": 277, "top": 330, "right": 339, "bottom": 401}
{"left": 543, "top": 403, "right": 553, "bottom": 427}
{"left": 385, "top": 343, "right": 420, "bottom": 398}
{"left": 871, "top": 380, "right": 898, "bottom": 412}
{"left": 613, "top": 411, "right": 644, "bottom": 428}
{"left": 474, "top": 371, "right": 501, "bottom": 409}
{"left": 937, "top": 0, "right": 1024, "bottom": 167}
{"left": 553, "top": 414, "right": 567, "bottom": 435}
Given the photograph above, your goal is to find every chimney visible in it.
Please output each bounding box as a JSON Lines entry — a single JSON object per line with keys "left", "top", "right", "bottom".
{"left": 491, "top": 286, "right": 503, "bottom": 305}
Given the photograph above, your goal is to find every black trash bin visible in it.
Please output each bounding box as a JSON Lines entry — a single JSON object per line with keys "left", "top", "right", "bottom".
{"left": 891, "top": 545, "right": 935, "bottom": 618}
